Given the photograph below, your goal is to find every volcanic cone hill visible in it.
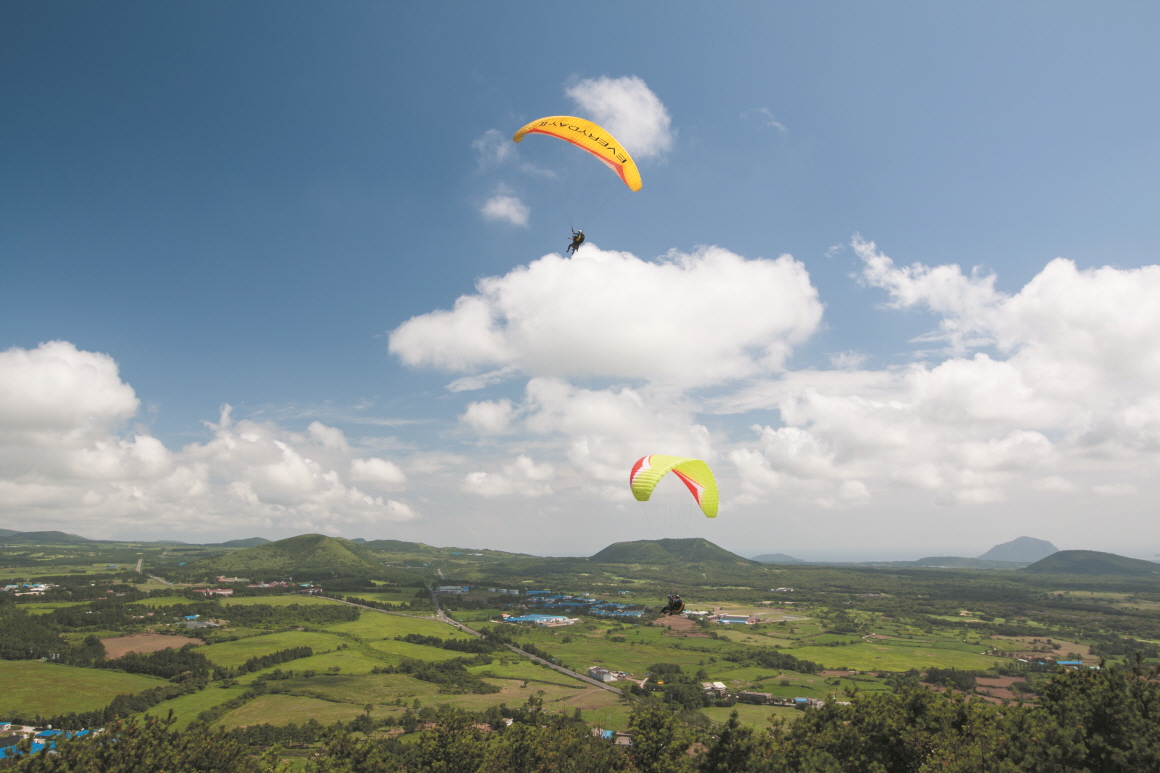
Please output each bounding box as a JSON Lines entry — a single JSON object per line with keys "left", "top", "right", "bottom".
{"left": 591, "top": 538, "right": 754, "bottom": 565}
{"left": 1023, "top": 549, "right": 1160, "bottom": 577}
{"left": 186, "top": 533, "right": 423, "bottom": 582}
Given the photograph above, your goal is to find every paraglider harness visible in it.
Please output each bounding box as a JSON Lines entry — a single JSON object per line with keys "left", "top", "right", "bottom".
{"left": 661, "top": 594, "right": 685, "bottom": 616}
{"left": 567, "top": 229, "right": 585, "bottom": 255}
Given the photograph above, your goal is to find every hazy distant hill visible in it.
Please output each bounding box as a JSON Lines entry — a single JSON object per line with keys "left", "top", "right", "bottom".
{"left": 910, "top": 556, "right": 1025, "bottom": 569}
{"left": 979, "top": 536, "right": 1058, "bottom": 563}
{"left": 751, "top": 553, "right": 805, "bottom": 564}
{"left": 0, "top": 529, "right": 20, "bottom": 538}
{"left": 0, "top": 530, "right": 93, "bottom": 544}
{"left": 201, "top": 537, "right": 271, "bottom": 548}
{"left": 1023, "top": 550, "right": 1160, "bottom": 576}
{"left": 592, "top": 538, "right": 752, "bottom": 565}
{"left": 361, "top": 539, "right": 435, "bottom": 554}
{"left": 187, "top": 534, "right": 423, "bottom": 582}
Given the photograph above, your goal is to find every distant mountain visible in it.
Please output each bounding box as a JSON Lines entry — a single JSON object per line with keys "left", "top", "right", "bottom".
{"left": 350, "top": 538, "right": 367, "bottom": 544}
{"left": 0, "top": 529, "right": 20, "bottom": 538}
{"left": 751, "top": 553, "right": 805, "bottom": 564}
{"left": 201, "top": 537, "right": 271, "bottom": 548}
{"left": 979, "top": 536, "right": 1058, "bottom": 563}
{"left": 187, "top": 534, "right": 423, "bottom": 582}
{"left": 0, "top": 530, "right": 93, "bottom": 544}
{"left": 591, "top": 538, "right": 753, "bottom": 565}
{"left": 1023, "top": 550, "right": 1160, "bottom": 577}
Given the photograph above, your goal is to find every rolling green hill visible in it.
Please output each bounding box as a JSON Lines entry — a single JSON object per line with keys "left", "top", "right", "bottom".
{"left": 591, "top": 538, "right": 753, "bottom": 565}
{"left": 186, "top": 534, "right": 424, "bottom": 582}
{"left": 1023, "top": 550, "right": 1160, "bottom": 576}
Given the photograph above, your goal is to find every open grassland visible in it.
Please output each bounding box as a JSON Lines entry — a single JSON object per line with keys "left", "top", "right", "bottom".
{"left": 16, "top": 601, "right": 90, "bottom": 615}
{"left": 366, "top": 639, "right": 474, "bottom": 662}
{"left": 216, "top": 694, "right": 369, "bottom": 729}
{"left": 321, "top": 609, "right": 467, "bottom": 640}
{"left": 0, "top": 661, "right": 167, "bottom": 718}
{"left": 139, "top": 595, "right": 193, "bottom": 607}
{"left": 0, "top": 565, "right": 121, "bottom": 580}
{"left": 200, "top": 630, "right": 343, "bottom": 667}
{"left": 345, "top": 590, "right": 417, "bottom": 605}
{"left": 702, "top": 704, "right": 800, "bottom": 728}
{"left": 788, "top": 640, "right": 1000, "bottom": 671}
{"left": 139, "top": 683, "right": 246, "bottom": 730}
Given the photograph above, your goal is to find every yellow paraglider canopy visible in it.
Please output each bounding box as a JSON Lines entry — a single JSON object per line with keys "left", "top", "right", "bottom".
{"left": 629, "top": 455, "right": 718, "bottom": 518}
{"left": 513, "top": 116, "right": 642, "bottom": 192}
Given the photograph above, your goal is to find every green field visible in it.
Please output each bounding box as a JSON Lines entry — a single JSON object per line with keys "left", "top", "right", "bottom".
{"left": 701, "top": 704, "right": 800, "bottom": 728}
{"left": 788, "top": 641, "right": 1000, "bottom": 671}
{"left": 200, "top": 631, "right": 344, "bottom": 667}
{"left": 320, "top": 609, "right": 467, "bottom": 640}
{"left": 141, "top": 683, "right": 248, "bottom": 730}
{"left": 217, "top": 693, "right": 370, "bottom": 729}
{"left": 16, "top": 601, "right": 90, "bottom": 615}
{"left": 344, "top": 590, "right": 417, "bottom": 606}
{"left": 0, "top": 660, "right": 168, "bottom": 718}
{"left": 139, "top": 595, "right": 193, "bottom": 607}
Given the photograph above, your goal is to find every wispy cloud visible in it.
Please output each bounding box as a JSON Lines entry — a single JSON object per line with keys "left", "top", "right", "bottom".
{"left": 742, "top": 107, "right": 787, "bottom": 133}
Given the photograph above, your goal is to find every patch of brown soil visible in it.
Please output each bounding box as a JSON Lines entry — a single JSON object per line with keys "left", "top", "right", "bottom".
{"left": 100, "top": 633, "right": 202, "bottom": 658}
{"left": 651, "top": 616, "right": 710, "bottom": 637}
{"left": 975, "top": 675, "right": 1022, "bottom": 702}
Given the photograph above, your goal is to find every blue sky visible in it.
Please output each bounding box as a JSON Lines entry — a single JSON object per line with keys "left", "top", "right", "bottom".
{"left": 4, "top": 2, "right": 1160, "bottom": 560}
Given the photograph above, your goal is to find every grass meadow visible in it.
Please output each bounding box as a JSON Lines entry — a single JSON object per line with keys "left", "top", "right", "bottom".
{"left": 0, "top": 661, "right": 167, "bottom": 718}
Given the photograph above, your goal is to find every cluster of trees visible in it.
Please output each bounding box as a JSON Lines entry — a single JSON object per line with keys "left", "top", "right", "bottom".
{"left": 1088, "top": 632, "right": 1160, "bottom": 659}
{"left": 0, "top": 602, "right": 68, "bottom": 659}
{"left": 395, "top": 632, "right": 499, "bottom": 654}
{"left": 920, "top": 667, "right": 978, "bottom": 692}
{"left": 721, "top": 646, "right": 822, "bottom": 675}
{"left": 370, "top": 655, "right": 500, "bottom": 694}
{"left": 235, "top": 645, "right": 314, "bottom": 675}
{"left": 93, "top": 643, "right": 213, "bottom": 680}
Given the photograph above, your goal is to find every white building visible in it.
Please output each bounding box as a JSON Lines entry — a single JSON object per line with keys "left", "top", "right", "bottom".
{"left": 588, "top": 667, "right": 617, "bottom": 683}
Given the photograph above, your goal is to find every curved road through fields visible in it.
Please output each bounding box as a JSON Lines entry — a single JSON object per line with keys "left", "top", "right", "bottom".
{"left": 331, "top": 584, "right": 622, "bottom": 695}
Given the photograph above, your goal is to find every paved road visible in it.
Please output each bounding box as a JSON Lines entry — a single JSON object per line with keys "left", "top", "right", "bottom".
{"left": 135, "top": 559, "right": 143, "bottom": 573}
{"left": 149, "top": 575, "right": 174, "bottom": 586}
{"left": 424, "top": 585, "right": 622, "bottom": 695}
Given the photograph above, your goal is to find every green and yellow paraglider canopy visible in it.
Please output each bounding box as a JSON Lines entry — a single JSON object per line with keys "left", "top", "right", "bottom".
{"left": 629, "top": 455, "right": 718, "bottom": 518}
{"left": 513, "top": 116, "right": 642, "bottom": 192}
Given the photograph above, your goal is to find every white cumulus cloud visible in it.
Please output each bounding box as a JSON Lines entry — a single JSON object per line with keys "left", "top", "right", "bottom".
{"left": 566, "top": 76, "right": 674, "bottom": 159}
{"left": 480, "top": 190, "right": 530, "bottom": 227}
{"left": 0, "top": 342, "right": 418, "bottom": 537}
{"left": 389, "top": 245, "right": 823, "bottom": 387}
{"left": 722, "top": 239, "right": 1160, "bottom": 509}
{"left": 462, "top": 455, "right": 555, "bottom": 497}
